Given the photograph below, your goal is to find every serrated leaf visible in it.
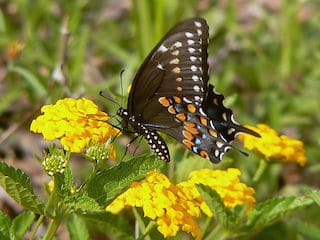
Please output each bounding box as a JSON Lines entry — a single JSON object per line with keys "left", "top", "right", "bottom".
{"left": 86, "top": 154, "right": 164, "bottom": 205}
{"left": 0, "top": 211, "right": 12, "bottom": 239}
{"left": 65, "top": 195, "right": 103, "bottom": 214}
{"left": 245, "top": 196, "right": 313, "bottom": 232}
{"left": 11, "top": 211, "right": 35, "bottom": 239}
{"left": 54, "top": 165, "right": 73, "bottom": 197}
{"left": 66, "top": 214, "right": 89, "bottom": 240}
{"left": 0, "top": 162, "right": 44, "bottom": 214}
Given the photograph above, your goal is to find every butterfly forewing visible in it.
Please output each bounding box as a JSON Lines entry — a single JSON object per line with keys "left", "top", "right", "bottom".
{"left": 128, "top": 18, "right": 209, "bottom": 117}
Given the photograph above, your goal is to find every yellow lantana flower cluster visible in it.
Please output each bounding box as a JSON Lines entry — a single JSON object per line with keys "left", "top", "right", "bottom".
{"left": 106, "top": 168, "right": 255, "bottom": 239}
{"left": 30, "top": 98, "right": 119, "bottom": 153}
{"left": 238, "top": 124, "right": 307, "bottom": 166}
{"left": 178, "top": 168, "right": 255, "bottom": 217}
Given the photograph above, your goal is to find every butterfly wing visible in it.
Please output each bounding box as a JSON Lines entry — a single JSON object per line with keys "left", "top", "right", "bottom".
{"left": 127, "top": 17, "right": 209, "bottom": 126}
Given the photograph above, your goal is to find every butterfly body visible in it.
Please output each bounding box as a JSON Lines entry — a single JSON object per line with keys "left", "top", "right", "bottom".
{"left": 118, "top": 17, "right": 259, "bottom": 163}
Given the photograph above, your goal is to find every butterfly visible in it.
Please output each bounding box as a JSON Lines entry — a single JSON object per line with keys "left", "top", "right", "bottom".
{"left": 117, "top": 17, "right": 259, "bottom": 163}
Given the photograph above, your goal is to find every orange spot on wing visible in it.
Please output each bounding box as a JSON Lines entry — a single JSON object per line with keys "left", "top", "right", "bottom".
{"left": 200, "top": 150, "right": 209, "bottom": 158}
{"left": 183, "top": 139, "right": 195, "bottom": 149}
{"left": 184, "top": 121, "right": 196, "bottom": 128}
{"left": 187, "top": 104, "right": 196, "bottom": 113}
{"left": 182, "top": 130, "right": 194, "bottom": 141}
{"left": 168, "top": 106, "right": 176, "bottom": 114}
{"left": 209, "top": 129, "right": 217, "bottom": 137}
{"left": 159, "top": 97, "right": 170, "bottom": 107}
{"left": 173, "top": 96, "right": 181, "bottom": 103}
{"left": 200, "top": 116, "right": 207, "bottom": 126}
{"left": 184, "top": 125, "right": 199, "bottom": 135}
{"left": 176, "top": 113, "right": 186, "bottom": 121}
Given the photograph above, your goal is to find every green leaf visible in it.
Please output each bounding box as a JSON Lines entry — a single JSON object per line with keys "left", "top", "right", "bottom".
{"left": 54, "top": 163, "right": 73, "bottom": 197}
{"left": 197, "top": 184, "right": 228, "bottom": 225}
{"left": 66, "top": 214, "right": 89, "bottom": 240}
{"left": 65, "top": 195, "right": 103, "bottom": 214}
{"left": 287, "top": 219, "right": 320, "bottom": 240}
{"left": 245, "top": 196, "right": 314, "bottom": 232}
{"left": 82, "top": 211, "right": 133, "bottom": 240}
{"left": 304, "top": 188, "right": 320, "bottom": 206}
{"left": 8, "top": 65, "right": 46, "bottom": 98}
{"left": 11, "top": 211, "right": 35, "bottom": 239}
{"left": 0, "top": 211, "right": 12, "bottom": 239}
{"left": 86, "top": 154, "right": 164, "bottom": 205}
{"left": 0, "top": 162, "right": 44, "bottom": 214}
{"left": 197, "top": 184, "right": 240, "bottom": 230}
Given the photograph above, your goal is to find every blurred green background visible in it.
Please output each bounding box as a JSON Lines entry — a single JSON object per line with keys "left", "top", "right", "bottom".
{"left": 1, "top": 0, "right": 320, "bottom": 239}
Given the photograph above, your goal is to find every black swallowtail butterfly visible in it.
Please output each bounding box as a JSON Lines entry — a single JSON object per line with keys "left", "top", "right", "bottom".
{"left": 117, "top": 17, "right": 259, "bottom": 163}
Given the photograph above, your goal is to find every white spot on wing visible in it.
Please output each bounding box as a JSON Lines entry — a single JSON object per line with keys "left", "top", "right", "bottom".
{"left": 187, "top": 39, "right": 195, "bottom": 45}
{"left": 173, "top": 41, "right": 182, "bottom": 48}
{"left": 194, "top": 21, "right": 202, "bottom": 27}
{"left": 188, "top": 47, "right": 195, "bottom": 53}
{"left": 193, "top": 85, "right": 201, "bottom": 92}
{"left": 185, "top": 32, "right": 194, "bottom": 38}
{"left": 183, "top": 97, "right": 192, "bottom": 103}
{"left": 158, "top": 44, "right": 168, "bottom": 52}
{"left": 157, "top": 63, "right": 164, "bottom": 70}
{"left": 191, "top": 65, "right": 197, "bottom": 72}
{"left": 190, "top": 56, "right": 197, "bottom": 62}
{"left": 192, "top": 75, "right": 199, "bottom": 81}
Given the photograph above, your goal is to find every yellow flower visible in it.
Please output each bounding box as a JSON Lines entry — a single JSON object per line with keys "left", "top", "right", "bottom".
{"left": 238, "top": 124, "right": 307, "bottom": 166}
{"left": 107, "top": 171, "right": 202, "bottom": 239}
{"left": 30, "top": 98, "right": 119, "bottom": 153}
{"left": 178, "top": 168, "right": 255, "bottom": 217}
{"left": 106, "top": 169, "right": 255, "bottom": 239}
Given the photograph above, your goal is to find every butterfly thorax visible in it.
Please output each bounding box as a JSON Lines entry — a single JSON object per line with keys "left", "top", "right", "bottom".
{"left": 117, "top": 107, "right": 171, "bottom": 162}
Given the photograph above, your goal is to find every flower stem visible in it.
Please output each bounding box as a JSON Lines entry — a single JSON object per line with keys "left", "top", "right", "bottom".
{"left": 253, "top": 159, "right": 267, "bottom": 182}
{"left": 29, "top": 215, "right": 44, "bottom": 239}
{"left": 42, "top": 217, "right": 62, "bottom": 240}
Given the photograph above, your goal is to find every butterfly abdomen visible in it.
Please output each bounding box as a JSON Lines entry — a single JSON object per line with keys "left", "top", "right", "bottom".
{"left": 117, "top": 108, "right": 170, "bottom": 162}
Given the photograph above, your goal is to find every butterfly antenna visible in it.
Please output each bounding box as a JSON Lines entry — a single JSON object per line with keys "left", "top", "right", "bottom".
{"left": 99, "top": 90, "right": 121, "bottom": 108}
{"left": 119, "top": 69, "right": 125, "bottom": 107}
